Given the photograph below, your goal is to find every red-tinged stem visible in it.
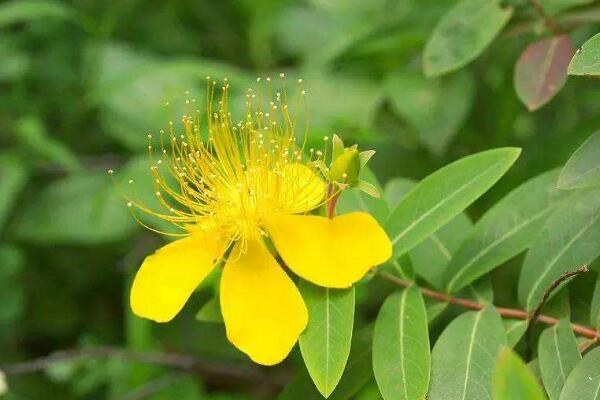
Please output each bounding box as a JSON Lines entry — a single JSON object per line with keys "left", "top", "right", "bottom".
{"left": 376, "top": 271, "right": 600, "bottom": 342}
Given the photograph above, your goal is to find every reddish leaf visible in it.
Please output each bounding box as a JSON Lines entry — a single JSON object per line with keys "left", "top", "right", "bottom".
{"left": 514, "top": 35, "right": 575, "bottom": 111}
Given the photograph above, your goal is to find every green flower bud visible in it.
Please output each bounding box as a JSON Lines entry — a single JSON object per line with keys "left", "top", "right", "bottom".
{"left": 329, "top": 148, "right": 360, "bottom": 185}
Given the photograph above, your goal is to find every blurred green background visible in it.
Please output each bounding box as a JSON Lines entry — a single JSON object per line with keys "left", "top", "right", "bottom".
{"left": 0, "top": 0, "right": 599, "bottom": 398}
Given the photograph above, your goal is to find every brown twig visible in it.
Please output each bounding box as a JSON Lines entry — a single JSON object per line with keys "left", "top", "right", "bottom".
{"left": 376, "top": 270, "right": 600, "bottom": 342}
{"left": 524, "top": 265, "right": 589, "bottom": 357}
{"left": 0, "top": 346, "right": 292, "bottom": 390}
{"left": 528, "top": 0, "right": 562, "bottom": 34}
{"left": 527, "top": 265, "right": 589, "bottom": 333}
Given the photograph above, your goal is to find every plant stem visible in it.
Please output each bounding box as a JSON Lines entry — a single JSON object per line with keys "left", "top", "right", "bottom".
{"left": 528, "top": 0, "right": 562, "bottom": 34}
{"left": 1, "top": 346, "right": 291, "bottom": 390}
{"left": 376, "top": 271, "right": 600, "bottom": 342}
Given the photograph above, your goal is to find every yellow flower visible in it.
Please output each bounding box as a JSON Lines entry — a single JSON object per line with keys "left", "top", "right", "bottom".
{"left": 120, "top": 76, "right": 391, "bottom": 366}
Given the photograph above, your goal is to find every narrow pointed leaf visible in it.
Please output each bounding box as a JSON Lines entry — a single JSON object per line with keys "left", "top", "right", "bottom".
{"left": 538, "top": 320, "right": 581, "bottom": 400}
{"left": 423, "top": 0, "right": 513, "bottom": 77}
{"left": 373, "top": 287, "right": 430, "bottom": 400}
{"left": 492, "top": 348, "right": 546, "bottom": 400}
{"left": 559, "top": 347, "right": 600, "bottom": 400}
{"left": 384, "top": 177, "right": 473, "bottom": 289}
{"left": 558, "top": 131, "right": 600, "bottom": 190}
{"left": 299, "top": 282, "right": 355, "bottom": 398}
{"left": 568, "top": 32, "right": 600, "bottom": 76}
{"left": 514, "top": 35, "right": 575, "bottom": 111}
{"left": 385, "top": 148, "right": 521, "bottom": 257}
{"left": 428, "top": 307, "right": 507, "bottom": 400}
{"left": 503, "top": 320, "right": 528, "bottom": 348}
{"left": 445, "top": 169, "right": 568, "bottom": 292}
{"left": 518, "top": 188, "right": 600, "bottom": 310}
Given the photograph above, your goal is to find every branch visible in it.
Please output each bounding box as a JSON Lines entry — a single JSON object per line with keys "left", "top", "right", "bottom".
{"left": 528, "top": 0, "right": 561, "bottom": 34}
{"left": 376, "top": 270, "right": 600, "bottom": 342}
{"left": 527, "top": 265, "right": 589, "bottom": 332}
{"left": 0, "top": 346, "right": 292, "bottom": 390}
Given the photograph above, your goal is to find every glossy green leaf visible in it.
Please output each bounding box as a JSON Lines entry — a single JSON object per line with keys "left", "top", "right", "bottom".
{"left": 558, "top": 347, "right": 600, "bottom": 400}
{"left": 383, "top": 178, "right": 415, "bottom": 207}
{"left": 503, "top": 320, "right": 527, "bottom": 348}
{"left": 492, "top": 348, "right": 546, "bottom": 400}
{"left": 423, "top": 0, "right": 513, "bottom": 77}
{"left": 384, "top": 177, "right": 473, "bottom": 288}
{"left": 386, "top": 69, "right": 474, "bottom": 154}
{"left": 460, "top": 275, "right": 494, "bottom": 304}
{"left": 518, "top": 188, "right": 600, "bottom": 310}
{"left": 514, "top": 35, "right": 574, "bottom": 111}
{"left": 568, "top": 32, "right": 600, "bottom": 76}
{"left": 0, "top": 154, "right": 28, "bottom": 231}
{"left": 337, "top": 168, "right": 389, "bottom": 224}
{"left": 373, "top": 287, "right": 430, "bottom": 400}
{"left": 428, "top": 307, "right": 507, "bottom": 400}
{"left": 328, "top": 325, "right": 375, "bottom": 400}
{"left": 538, "top": 320, "right": 581, "bottom": 400}
{"left": 445, "top": 169, "right": 567, "bottom": 292}
{"left": 299, "top": 282, "right": 355, "bottom": 398}
{"left": 411, "top": 212, "right": 473, "bottom": 289}
{"left": 385, "top": 148, "right": 521, "bottom": 257}
{"left": 558, "top": 131, "right": 600, "bottom": 190}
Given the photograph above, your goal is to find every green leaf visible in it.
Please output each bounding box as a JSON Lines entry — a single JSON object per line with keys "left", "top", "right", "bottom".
{"left": 514, "top": 35, "right": 575, "bottom": 111}
{"left": 0, "top": 153, "right": 28, "bottom": 231}
{"left": 568, "top": 32, "right": 600, "bottom": 76}
{"left": 518, "top": 188, "right": 600, "bottom": 310}
{"left": 373, "top": 287, "right": 430, "bottom": 400}
{"left": 195, "top": 298, "right": 223, "bottom": 323}
{"left": 423, "top": 0, "right": 513, "bottom": 77}
{"left": 492, "top": 348, "right": 546, "bottom": 400}
{"left": 385, "top": 148, "right": 521, "bottom": 257}
{"left": 445, "top": 169, "right": 568, "bottom": 292}
{"left": 383, "top": 178, "right": 415, "bottom": 207}
{"left": 386, "top": 69, "right": 474, "bottom": 154}
{"left": 428, "top": 307, "right": 507, "bottom": 400}
{"left": 329, "top": 325, "right": 375, "bottom": 400}
{"left": 538, "top": 320, "right": 581, "bottom": 400}
{"left": 15, "top": 172, "right": 134, "bottom": 243}
{"left": 15, "top": 116, "right": 81, "bottom": 173}
{"left": 299, "top": 282, "right": 355, "bottom": 398}
{"left": 0, "top": 0, "right": 76, "bottom": 27}
{"left": 383, "top": 177, "right": 473, "bottom": 288}
{"left": 503, "top": 320, "right": 528, "bottom": 348}
{"left": 558, "top": 131, "right": 600, "bottom": 190}
{"left": 337, "top": 168, "right": 389, "bottom": 224}
{"left": 558, "top": 347, "right": 600, "bottom": 400}
{"left": 411, "top": 213, "right": 473, "bottom": 289}
{"left": 591, "top": 276, "right": 600, "bottom": 328}
{"left": 354, "top": 380, "right": 383, "bottom": 400}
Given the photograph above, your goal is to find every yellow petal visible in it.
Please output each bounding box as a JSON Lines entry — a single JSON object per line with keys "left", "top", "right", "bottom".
{"left": 130, "top": 232, "right": 224, "bottom": 323}
{"left": 265, "top": 212, "right": 392, "bottom": 288}
{"left": 220, "top": 240, "right": 307, "bottom": 365}
{"left": 278, "top": 163, "right": 326, "bottom": 214}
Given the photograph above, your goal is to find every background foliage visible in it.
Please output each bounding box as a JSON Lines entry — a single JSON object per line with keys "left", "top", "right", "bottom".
{"left": 1, "top": 0, "right": 600, "bottom": 399}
